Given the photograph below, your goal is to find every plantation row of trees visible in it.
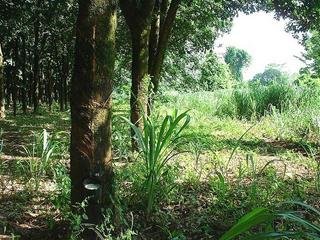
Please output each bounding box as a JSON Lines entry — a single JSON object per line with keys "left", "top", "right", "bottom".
{"left": 0, "top": 0, "right": 319, "bottom": 238}
{"left": 1, "top": 0, "right": 318, "bottom": 117}
{"left": 0, "top": 0, "right": 238, "bottom": 117}
{"left": 0, "top": 0, "right": 76, "bottom": 115}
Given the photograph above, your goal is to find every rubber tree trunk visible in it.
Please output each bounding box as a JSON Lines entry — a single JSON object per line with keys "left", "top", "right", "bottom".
{"left": 70, "top": 0, "right": 116, "bottom": 238}
{"left": 60, "top": 55, "right": 69, "bottom": 111}
{"left": 13, "top": 38, "right": 19, "bottom": 116}
{"left": 32, "top": 2, "right": 40, "bottom": 114}
{"left": 47, "top": 69, "right": 53, "bottom": 112}
{"left": 59, "top": 59, "right": 64, "bottom": 111}
{"left": 119, "top": 0, "right": 155, "bottom": 150}
{"left": 5, "top": 68, "right": 11, "bottom": 109}
{"left": 129, "top": 27, "right": 150, "bottom": 149}
{"left": 63, "top": 56, "right": 69, "bottom": 110}
{"left": 21, "top": 36, "right": 27, "bottom": 114}
{"left": 148, "top": 0, "right": 181, "bottom": 113}
{"left": 0, "top": 44, "right": 5, "bottom": 118}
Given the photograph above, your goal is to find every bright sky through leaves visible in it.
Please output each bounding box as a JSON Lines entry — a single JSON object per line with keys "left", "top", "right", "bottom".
{"left": 215, "top": 11, "right": 306, "bottom": 80}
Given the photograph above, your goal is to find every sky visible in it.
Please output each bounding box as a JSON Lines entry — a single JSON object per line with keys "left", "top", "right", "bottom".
{"left": 214, "top": 11, "right": 306, "bottom": 80}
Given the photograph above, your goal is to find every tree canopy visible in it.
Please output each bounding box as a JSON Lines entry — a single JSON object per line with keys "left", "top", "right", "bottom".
{"left": 252, "top": 64, "right": 290, "bottom": 85}
{"left": 224, "top": 47, "right": 252, "bottom": 81}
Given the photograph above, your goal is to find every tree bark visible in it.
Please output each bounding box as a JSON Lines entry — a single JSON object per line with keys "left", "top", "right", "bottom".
{"left": 119, "top": 0, "right": 155, "bottom": 149}
{"left": 21, "top": 36, "right": 27, "bottom": 114}
{"left": 70, "top": 0, "right": 116, "bottom": 238}
{"left": 47, "top": 68, "right": 53, "bottom": 112}
{"left": 59, "top": 58, "right": 64, "bottom": 111}
{"left": 147, "top": 0, "right": 181, "bottom": 112}
{"left": 62, "top": 55, "right": 69, "bottom": 111}
{"left": 0, "top": 44, "right": 5, "bottom": 118}
{"left": 32, "top": 0, "right": 41, "bottom": 113}
{"left": 129, "top": 26, "right": 151, "bottom": 148}
{"left": 12, "top": 39, "right": 19, "bottom": 116}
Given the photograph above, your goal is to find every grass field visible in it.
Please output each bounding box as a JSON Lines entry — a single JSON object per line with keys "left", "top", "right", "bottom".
{"left": 1, "top": 85, "right": 320, "bottom": 239}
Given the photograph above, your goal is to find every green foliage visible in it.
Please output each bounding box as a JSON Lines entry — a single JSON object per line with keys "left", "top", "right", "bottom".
{"left": 303, "top": 30, "right": 320, "bottom": 76}
{"left": 271, "top": 0, "right": 320, "bottom": 36}
{"left": 219, "top": 208, "right": 275, "bottom": 240}
{"left": 200, "top": 52, "right": 234, "bottom": 90}
{"left": 122, "top": 110, "right": 190, "bottom": 217}
{"left": 69, "top": 202, "right": 136, "bottom": 240}
{"left": 295, "top": 69, "right": 320, "bottom": 87}
{"left": 252, "top": 64, "right": 290, "bottom": 85}
{"left": 162, "top": 51, "right": 234, "bottom": 92}
{"left": 85, "top": 210, "right": 136, "bottom": 240}
{"left": 224, "top": 47, "right": 252, "bottom": 81}
{"left": 162, "top": 51, "right": 201, "bottom": 91}
{"left": 220, "top": 202, "right": 320, "bottom": 240}
{"left": 50, "top": 161, "right": 71, "bottom": 213}
{"left": 171, "top": 0, "right": 234, "bottom": 54}
{"left": 19, "top": 129, "right": 57, "bottom": 190}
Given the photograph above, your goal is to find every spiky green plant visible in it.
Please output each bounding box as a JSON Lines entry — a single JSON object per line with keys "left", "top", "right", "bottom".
{"left": 220, "top": 201, "right": 320, "bottom": 240}
{"left": 123, "top": 110, "right": 190, "bottom": 217}
{"left": 20, "top": 129, "right": 56, "bottom": 190}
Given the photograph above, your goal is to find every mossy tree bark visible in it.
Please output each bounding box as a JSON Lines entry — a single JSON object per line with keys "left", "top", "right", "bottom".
{"left": 0, "top": 44, "right": 5, "bottom": 119}
{"left": 119, "top": 0, "right": 155, "bottom": 149}
{"left": 70, "top": 0, "right": 116, "bottom": 238}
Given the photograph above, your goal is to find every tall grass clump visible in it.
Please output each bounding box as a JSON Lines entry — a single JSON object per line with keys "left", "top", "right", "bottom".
{"left": 216, "top": 84, "right": 320, "bottom": 120}
{"left": 19, "top": 129, "right": 57, "bottom": 190}
{"left": 227, "top": 84, "right": 295, "bottom": 120}
{"left": 123, "top": 110, "right": 190, "bottom": 217}
{"left": 263, "top": 87, "right": 320, "bottom": 140}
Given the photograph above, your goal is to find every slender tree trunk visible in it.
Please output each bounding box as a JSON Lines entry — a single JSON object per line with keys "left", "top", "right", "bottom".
{"left": 28, "top": 72, "right": 32, "bottom": 107}
{"left": 53, "top": 78, "right": 58, "bottom": 103}
{"left": 48, "top": 69, "right": 53, "bottom": 112}
{"left": 32, "top": 8, "right": 40, "bottom": 113}
{"left": 63, "top": 53, "right": 69, "bottom": 110}
{"left": 13, "top": 39, "right": 19, "bottom": 116}
{"left": 21, "top": 37, "right": 27, "bottom": 114}
{"left": 59, "top": 59, "right": 64, "bottom": 111}
{"left": 0, "top": 44, "right": 5, "bottom": 118}
{"left": 70, "top": 0, "right": 116, "bottom": 238}
{"left": 5, "top": 67, "right": 11, "bottom": 109}
{"left": 38, "top": 66, "right": 44, "bottom": 105}
{"left": 60, "top": 55, "right": 69, "bottom": 111}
